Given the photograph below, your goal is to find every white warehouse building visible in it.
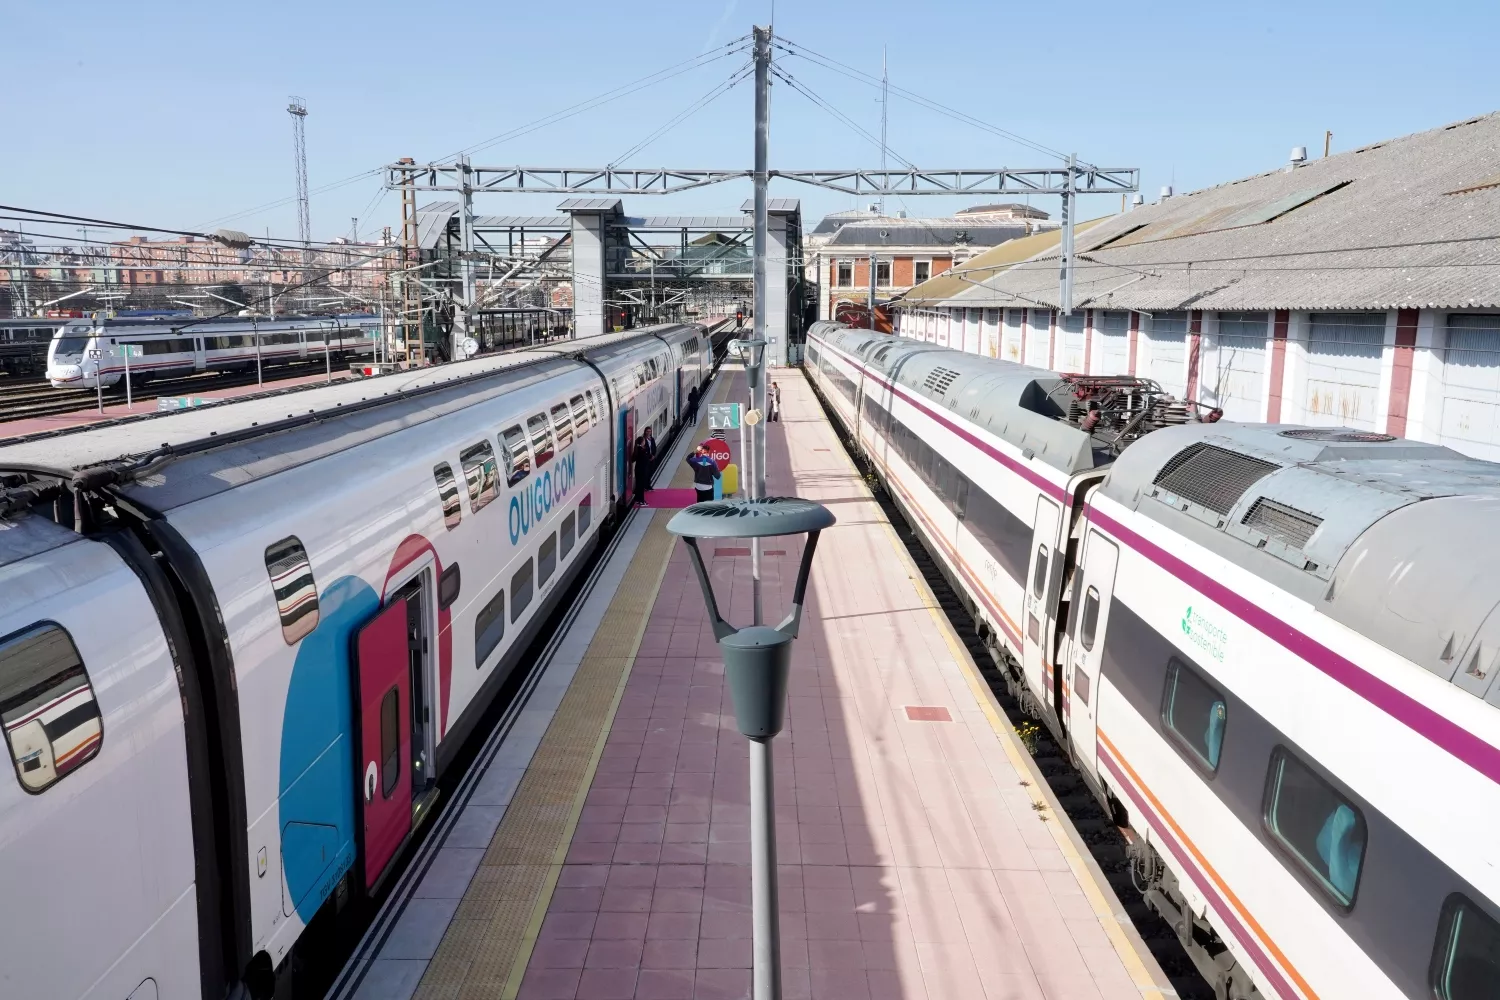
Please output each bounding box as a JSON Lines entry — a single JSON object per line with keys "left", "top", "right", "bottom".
{"left": 891, "top": 111, "right": 1500, "bottom": 462}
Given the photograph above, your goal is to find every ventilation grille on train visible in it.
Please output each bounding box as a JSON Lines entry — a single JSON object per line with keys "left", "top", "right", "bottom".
{"left": 1153, "top": 443, "right": 1279, "bottom": 515}
{"left": 923, "top": 366, "right": 961, "bottom": 395}
{"left": 1279, "top": 428, "right": 1396, "bottom": 443}
{"left": 1242, "top": 497, "right": 1323, "bottom": 548}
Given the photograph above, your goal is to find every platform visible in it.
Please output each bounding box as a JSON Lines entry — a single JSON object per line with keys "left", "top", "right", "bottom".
{"left": 335, "top": 366, "right": 1172, "bottom": 1000}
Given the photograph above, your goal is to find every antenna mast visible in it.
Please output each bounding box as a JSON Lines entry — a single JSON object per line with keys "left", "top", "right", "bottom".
{"left": 288, "top": 97, "right": 311, "bottom": 247}
{"left": 878, "top": 48, "right": 888, "bottom": 216}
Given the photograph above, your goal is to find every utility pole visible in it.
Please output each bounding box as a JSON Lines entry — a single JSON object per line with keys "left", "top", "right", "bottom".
{"left": 748, "top": 22, "right": 779, "bottom": 1000}
{"left": 288, "top": 98, "right": 311, "bottom": 248}
{"left": 868, "top": 252, "right": 877, "bottom": 330}
{"left": 457, "top": 154, "right": 477, "bottom": 361}
{"left": 1059, "top": 153, "right": 1076, "bottom": 316}
{"left": 878, "top": 47, "right": 888, "bottom": 217}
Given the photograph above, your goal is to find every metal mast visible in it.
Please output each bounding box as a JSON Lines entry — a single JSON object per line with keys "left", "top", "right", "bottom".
{"left": 288, "top": 97, "right": 311, "bottom": 247}
{"left": 878, "top": 48, "right": 888, "bottom": 217}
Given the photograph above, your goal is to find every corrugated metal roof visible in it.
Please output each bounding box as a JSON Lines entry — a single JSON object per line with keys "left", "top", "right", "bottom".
{"left": 935, "top": 111, "right": 1500, "bottom": 312}
{"left": 416, "top": 202, "right": 459, "bottom": 249}
{"left": 471, "top": 215, "right": 572, "bottom": 229}
{"left": 557, "top": 198, "right": 623, "bottom": 213}
{"left": 899, "top": 219, "right": 1108, "bottom": 306}
{"left": 739, "top": 198, "right": 802, "bottom": 214}
{"left": 618, "top": 217, "right": 751, "bottom": 229}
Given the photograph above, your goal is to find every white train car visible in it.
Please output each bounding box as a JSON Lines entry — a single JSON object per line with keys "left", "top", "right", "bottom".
{"left": 806, "top": 321, "right": 1500, "bottom": 1000}
{"left": 45, "top": 314, "right": 381, "bottom": 389}
{"left": 0, "top": 323, "right": 711, "bottom": 999}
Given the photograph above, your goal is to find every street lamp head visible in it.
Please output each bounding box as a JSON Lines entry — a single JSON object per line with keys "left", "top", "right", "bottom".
{"left": 666, "top": 497, "right": 836, "bottom": 738}
{"left": 728, "top": 336, "right": 767, "bottom": 387}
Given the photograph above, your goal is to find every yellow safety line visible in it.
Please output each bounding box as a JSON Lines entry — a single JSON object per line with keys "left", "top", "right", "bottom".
{"left": 801, "top": 370, "right": 1174, "bottom": 999}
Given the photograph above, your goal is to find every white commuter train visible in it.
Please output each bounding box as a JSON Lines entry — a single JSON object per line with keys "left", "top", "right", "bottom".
{"left": 45, "top": 314, "right": 381, "bottom": 389}
{"left": 806, "top": 321, "right": 1500, "bottom": 1000}
{"left": 0, "top": 322, "right": 712, "bottom": 1000}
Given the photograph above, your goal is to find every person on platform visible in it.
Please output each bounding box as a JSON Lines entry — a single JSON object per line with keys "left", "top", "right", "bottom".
{"left": 687, "top": 445, "right": 721, "bottom": 504}
{"left": 686, "top": 383, "right": 700, "bottom": 426}
{"left": 770, "top": 381, "right": 782, "bottom": 422}
{"left": 631, "top": 434, "right": 652, "bottom": 507}
{"left": 642, "top": 425, "right": 658, "bottom": 463}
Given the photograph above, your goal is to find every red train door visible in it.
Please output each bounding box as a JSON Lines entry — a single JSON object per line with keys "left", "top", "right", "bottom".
{"left": 355, "top": 599, "right": 412, "bottom": 891}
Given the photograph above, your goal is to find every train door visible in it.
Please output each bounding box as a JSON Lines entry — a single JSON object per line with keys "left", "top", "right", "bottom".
{"left": 192, "top": 335, "right": 207, "bottom": 373}
{"left": 617, "top": 407, "right": 637, "bottom": 500}
{"left": 1064, "top": 530, "right": 1118, "bottom": 779}
{"left": 1022, "top": 496, "right": 1064, "bottom": 720}
{"left": 353, "top": 576, "right": 433, "bottom": 892}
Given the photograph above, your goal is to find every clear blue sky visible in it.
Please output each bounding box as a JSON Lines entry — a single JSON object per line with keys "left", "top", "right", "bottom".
{"left": 7, "top": 0, "right": 1496, "bottom": 242}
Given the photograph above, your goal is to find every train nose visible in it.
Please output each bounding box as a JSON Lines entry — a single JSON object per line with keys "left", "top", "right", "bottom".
{"left": 49, "top": 364, "right": 82, "bottom": 386}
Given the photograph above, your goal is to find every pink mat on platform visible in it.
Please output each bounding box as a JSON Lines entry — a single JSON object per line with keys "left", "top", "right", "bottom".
{"left": 643, "top": 488, "right": 701, "bottom": 508}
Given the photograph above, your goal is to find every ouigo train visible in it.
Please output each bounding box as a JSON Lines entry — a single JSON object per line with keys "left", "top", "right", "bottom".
{"left": 0, "top": 323, "right": 712, "bottom": 1000}
{"left": 807, "top": 321, "right": 1500, "bottom": 1000}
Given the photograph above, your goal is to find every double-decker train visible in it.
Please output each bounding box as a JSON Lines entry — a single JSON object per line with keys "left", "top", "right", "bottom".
{"left": 806, "top": 321, "right": 1500, "bottom": 1000}
{"left": 45, "top": 314, "right": 382, "bottom": 389}
{"left": 0, "top": 323, "right": 712, "bottom": 1000}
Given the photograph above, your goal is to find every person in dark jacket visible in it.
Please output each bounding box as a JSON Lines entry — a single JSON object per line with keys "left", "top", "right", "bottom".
{"left": 642, "top": 425, "right": 658, "bottom": 463}
{"left": 631, "top": 435, "right": 652, "bottom": 506}
{"left": 687, "top": 446, "right": 721, "bottom": 503}
{"left": 770, "top": 381, "right": 781, "bottom": 422}
{"left": 686, "top": 384, "right": 700, "bottom": 426}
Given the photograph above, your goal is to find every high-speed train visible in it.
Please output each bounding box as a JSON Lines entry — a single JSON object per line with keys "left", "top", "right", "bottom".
{"left": 806, "top": 321, "right": 1500, "bottom": 1000}
{"left": 45, "top": 314, "right": 382, "bottom": 389}
{"left": 0, "top": 323, "right": 712, "bottom": 1000}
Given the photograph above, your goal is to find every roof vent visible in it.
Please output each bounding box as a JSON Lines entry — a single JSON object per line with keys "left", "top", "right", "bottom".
{"left": 1131, "top": 194, "right": 1144, "bottom": 207}
{"left": 1160, "top": 186, "right": 1174, "bottom": 200}
{"left": 1288, "top": 146, "right": 1308, "bottom": 171}
{"left": 923, "top": 366, "right": 962, "bottom": 395}
{"left": 1243, "top": 497, "right": 1323, "bottom": 548}
{"left": 1278, "top": 429, "right": 1396, "bottom": 443}
{"left": 1153, "top": 443, "right": 1279, "bottom": 515}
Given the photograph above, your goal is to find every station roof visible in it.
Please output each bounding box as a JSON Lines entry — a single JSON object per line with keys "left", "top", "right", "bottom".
{"left": 824, "top": 222, "right": 1025, "bottom": 249}
{"left": 739, "top": 198, "right": 802, "bottom": 214}
{"left": 927, "top": 110, "right": 1500, "bottom": 312}
{"left": 899, "top": 219, "right": 1107, "bottom": 307}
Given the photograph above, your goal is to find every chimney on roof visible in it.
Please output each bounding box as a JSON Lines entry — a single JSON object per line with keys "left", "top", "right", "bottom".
{"left": 1159, "top": 185, "right": 1173, "bottom": 201}
{"left": 896, "top": 210, "right": 907, "bottom": 218}
{"left": 1288, "top": 146, "right": 1309, "bottom": 171}
{"left": 1131, "top": 194, "right": 1145, "bottom": 209}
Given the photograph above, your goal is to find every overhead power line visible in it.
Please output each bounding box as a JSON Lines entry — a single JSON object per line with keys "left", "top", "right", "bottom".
{"left": 611, "top": 60, "right": 756, "bottom": 166}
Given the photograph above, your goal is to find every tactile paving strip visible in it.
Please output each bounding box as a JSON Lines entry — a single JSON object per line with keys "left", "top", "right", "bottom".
{"left": 415, "top": 378, "right": 733, "bottom": 1000}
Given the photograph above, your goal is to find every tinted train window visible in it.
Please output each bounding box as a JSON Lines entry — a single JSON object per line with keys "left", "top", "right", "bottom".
{"left": 528, "top": 414, "right": 555, "bottom": 467}
{"left": 379, "top": 686, "right": 399, "bottom": 798}
{"left": 438, "top": 563, "right": 461, "bottom": 610}
{"left": 551, "top": 403, "right": 574, "bottom": 448}
{"left": 1432, "top": 894, "right": 1500, "bottom": 1000}
{"left": 434, "top": 463, "right": 462, "bottom": 530}
{"left": 539, "top": 534, "right": 558, "bottom": 585}
{"left": 461, "top": 440, "right": 499, "bottom": 512}
{"left": 0, "top": 624, "right": 102, "bottom": 793}
{"left": 1263, "top": 747, "right": 1367, "bottom": 907}
{"left": 510, "top": 560, "right": 534, "bottom": 623}
{"left": 578, "top": 494, "right": 592, "bottom": 534}
{"left": 474, "top": 589, "right": 505, "bottom": 669}
{"left": 1031, "top": 545, "right": 1049, "bottom": 599}
{"left": 265, "top": 536, "right": 320, "bottom": 644}
{"left": 571, "top": 394, "right": 590, "bottom": 435}
{"left": 561, "top": 512, "right": 576, "bottom": 559}
{"left": 1079, "top": 586, "right": 1101, "bottom": 651}
{"left": 501, "top": 425, "right": 530, "bottom": 486}
{"left": 1161, "top": 658, "right": 1226, "bottom": 772}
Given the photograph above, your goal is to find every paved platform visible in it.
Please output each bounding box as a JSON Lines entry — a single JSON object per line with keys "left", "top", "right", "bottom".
{"left": 340, "top": 367, "right": 1171, "bottom": 1000}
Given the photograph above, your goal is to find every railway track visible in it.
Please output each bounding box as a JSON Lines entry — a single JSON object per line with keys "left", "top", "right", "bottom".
{"left": 0, "top": 362, "right": 340, "bottom": 424}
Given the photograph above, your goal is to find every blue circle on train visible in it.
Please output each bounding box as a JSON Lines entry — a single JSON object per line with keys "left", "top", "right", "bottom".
{"left": 278, "top": 575, "right": 377, "bottom": 920}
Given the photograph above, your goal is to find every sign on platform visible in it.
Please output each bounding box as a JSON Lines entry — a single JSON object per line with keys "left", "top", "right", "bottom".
{"left": 707, "top": 403, "right": 741, "bottom": 431}
{"left": 156, "top": 396, "right": 208, "bottom": 412}
{"left": 88, "top": 350, "right": 102, "bottom": 360}
{"left": 701, "top": 437, "right": 732, "bottom": 471}
{"left": 119, "top": 345, "right": 143, "bottom": 358}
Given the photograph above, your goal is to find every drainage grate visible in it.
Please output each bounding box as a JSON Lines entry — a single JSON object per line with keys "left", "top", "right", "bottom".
{"left": 923, "top": 366, "right": 962, "bottom": 395}
{"left": 1154, "top": 443, "right": 1279, "bottom": 515}
{"left": 1243, "top": 497, "right": 1323, "bottom": 548}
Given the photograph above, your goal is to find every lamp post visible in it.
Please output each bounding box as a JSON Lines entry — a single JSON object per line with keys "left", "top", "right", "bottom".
{"left": 665, "top": 497, "right": 837, "bottom": 1000}
{"left": 731, "top": 336, "right": 768, "bottom": 623}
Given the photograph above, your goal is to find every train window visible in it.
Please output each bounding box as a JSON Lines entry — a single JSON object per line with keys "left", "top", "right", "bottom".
{"left": 1262, "top": 747, "right": 1367, "bottom": 907}
{"left": 561, "top": 512, "right": 576, "bottom": 559}
{"left": 1031, "top": 545, "right": 1049, "bottom": 599}
{"left": 460, "top": 440, "right": 499, "bottom": 513}
{"left": 528, "top": 414, "right": 555, "bottom": 467}
{"left": 501, "top": 425, "right": 530, "bottom": 486}
{"left": 474, "top": 588, "right": 505, "bottom": 669}
{"left": 510, "top": 560, "right": 534, "bottom": 623}
{"left": 438, "top": 563, "right": 461, "bottom": 610}
{"left": 1161, "top": 658, "right": 1226, "bottom": 773}
{"left": 434, "top": 463, "right": 462, "bottom": 530}
{"left": 379, "top": 686, "right": 399, "bottom": 798}
{"left": 1079, "top": 587, "right": 1101, "bottom": 651}
{"left": 571, "top": 394, "right": 590, "bottom": 435}
{"left": 578, "top": 494, "right": 592, "bottom": 534}
{"left": 1431, "top": 894, "right": 1500, "bottom": 1000}
{"left": 539, "top": 533, "right": 558, "bottom": 585}
{"left": 265, "top": 536, "right": 320, "bottom": 644}
{"left": 0, "top": 624, "right": 102, "bottom": 794}
{"left": 550, "top": 403, "right": 574, "bottom": 448}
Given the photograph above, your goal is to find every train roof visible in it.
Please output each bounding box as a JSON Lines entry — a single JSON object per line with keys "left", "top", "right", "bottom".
{"left": 809, "top": 322, "right": 1102, "bottom": 476}
{"left": 0, "top": 325, "right": 696, "bottom": 513}
{"left": 1100, "top": 422, "right": 1500, "bottom": 704}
